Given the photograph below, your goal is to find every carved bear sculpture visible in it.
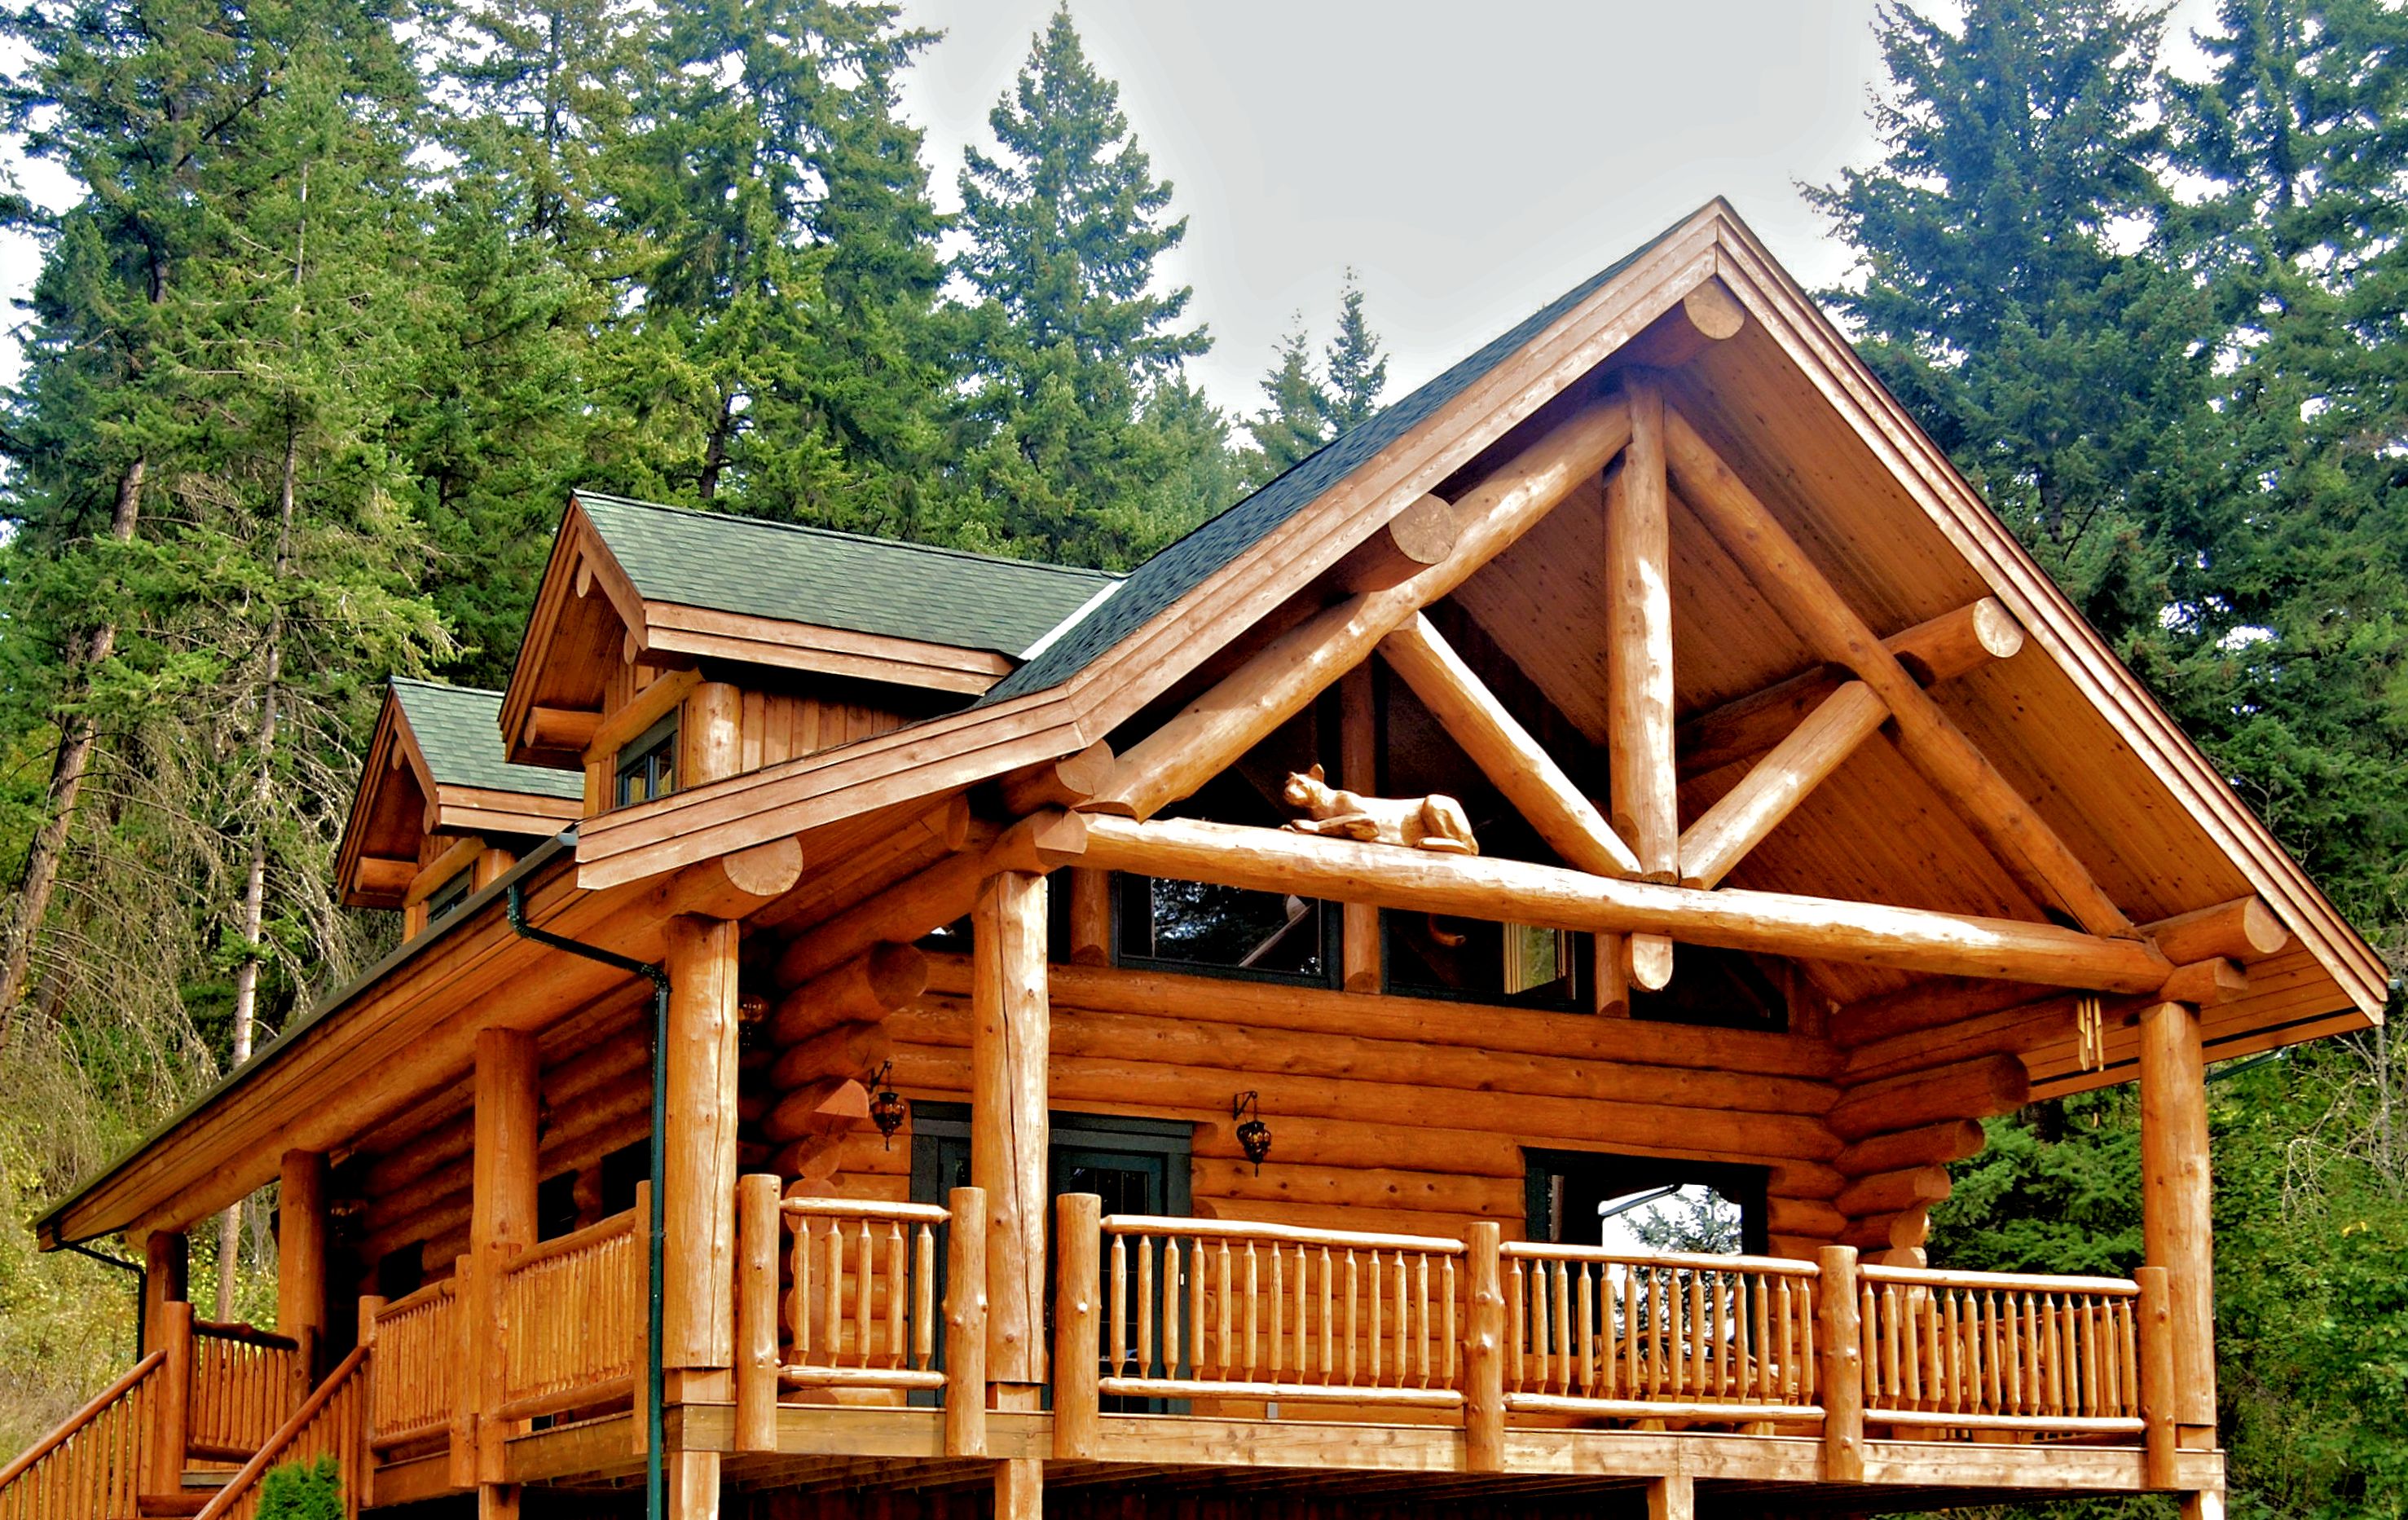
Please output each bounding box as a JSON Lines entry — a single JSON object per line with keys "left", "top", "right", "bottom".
{"left": 1280, "top": 765, "right": 1480, "bottom": 855}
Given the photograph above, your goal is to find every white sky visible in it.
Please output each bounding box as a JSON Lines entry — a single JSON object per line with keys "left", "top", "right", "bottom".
{"left": 0, "top": 0, "right": 2225, "bottom": 414}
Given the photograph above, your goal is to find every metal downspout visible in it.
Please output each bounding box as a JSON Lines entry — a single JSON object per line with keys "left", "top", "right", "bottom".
{"left": 506, "top": 880, "right": 668, "bottom": 1520}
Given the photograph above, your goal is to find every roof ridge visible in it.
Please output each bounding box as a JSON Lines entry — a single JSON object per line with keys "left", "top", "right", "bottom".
{"left": 389, "top": 676, "right": 504, "bottom": 698}
{"left": 571, "top": 491, "right": 1125, "bottom": 585}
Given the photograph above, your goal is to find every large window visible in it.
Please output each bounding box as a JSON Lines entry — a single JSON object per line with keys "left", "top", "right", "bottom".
{"left": 614, "top": 711, "right": 678, "bottom": 807}
{"left": 1525, "top": 1148, "right": 1767, "bottom": 1256}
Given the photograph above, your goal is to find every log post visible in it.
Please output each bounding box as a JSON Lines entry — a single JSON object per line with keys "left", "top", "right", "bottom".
{"left": 663, "top": 916, "right": 742, "bottom": 1370}
{"left": 470, "top": 1030, "right": 539, "bottom": 1487}
{"left": 141, "top": 1230, "right": 187, "bottom": 1355}
{"left": 449, "top": 1252, "right": 476, "bottom": 1486}
{"left": 1607, "top": 370, "right": 1678, "bottom": 991}
{"left": 2139, "top": 1000, "right": 2217, "bottom": 1441}
{"left": 1465, "top": 1222, "right": 1506, "bottom": 1474}
{"left": 356, "top": 1294, "right": 382, "bottom": 1511}
{"left": 275, "top": 1150, "right": 328, "bottom": 1368}
{"left": 1816, "top": 1245, "right": 1864, "bottom": 1483}
{"left": 1647, "top": 1474, "right": 1696, "bottom": 1520}
{"left": 944, "top": 1187, "right": 988, "bottom": 1459}
{"left": 2137, "top": 1265, "right": 2178, "bottom": 1489}
{"left": 146, "top": 1298, "right": 192, "bottom": 1499}
{"left": 995, "top": 1458, "right": 1043, "bottom": 1520}
{"left": 1340, "top": 664, "right": 1383, "bottom": 992}
{"left": 972, "top": 871, "right": 1050, "bottom": 1403}
{"left": 733, "top": 1174, "right": 780, "bottom": 1453}
{"left": 684, "top": 681, "right": 743, "bottom": 786}
{"left": 1052, "top": 1192, "right": 1102, "bottom": 1459}
{"left": 1068, "top": 869, "right": 1114, "bottom": 967}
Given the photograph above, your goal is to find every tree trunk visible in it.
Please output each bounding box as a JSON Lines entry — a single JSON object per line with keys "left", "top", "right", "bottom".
{"left": 0, "top": 456, "right": 147, "bottom": 1034}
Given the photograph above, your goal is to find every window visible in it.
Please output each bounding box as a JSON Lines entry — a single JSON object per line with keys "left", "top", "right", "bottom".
{"left": 1524, "top": 1149, "right": 1767, "bottom": 1256}
{"left": 537, "top": 1171, "right": 581, "bottom": 1240}
{"left": 614, "top": 712, "right": 678, "bottom": 807}
{"left": 422, "top": 866, "right": 474, "bottom": 927}
{"left": 1384, "top": 911, "right": 1592, "bottom": 1009}
{"left": 599, "top": 1139, "right": 649, "bottom": 1216}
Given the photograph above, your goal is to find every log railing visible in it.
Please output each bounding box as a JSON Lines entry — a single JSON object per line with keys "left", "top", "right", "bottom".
{"left": 366, "top": 1276, "right": 458, "bottom": 1449}
{"left": 0, "top": 1350, "right": 162, "bottom": 1520}
{"left": 1057, "top": 1200, "right": 1471, "bottom": 1440}
{"left": 494, "top": 1205, "right": 643, "bottom": 1421}
{"left": 1499, "top": 1243, "right": 1823, "bottom": 1422}
{"left": 1858, "top": 1263, "right": 2146, "bottom": 1434}
{"left": 196, "top": 1346, "right": 370, "bottom": 1520}
{"left": 188, "top": 1320, "right": 304, "bottom": 1461}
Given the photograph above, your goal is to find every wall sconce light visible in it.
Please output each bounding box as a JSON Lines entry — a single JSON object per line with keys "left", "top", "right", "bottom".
{"left": 1232, "top": 1090, "right": 1272, "bottom": 1175}
{"left": 867, "top": 1060, "right": 908, "bottom": 1149}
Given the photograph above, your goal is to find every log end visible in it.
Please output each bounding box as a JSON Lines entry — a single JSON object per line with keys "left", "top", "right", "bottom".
{"left": 1337, "top": 493, "right": 1461, "bottom": 593}
{"left": 864, "top": 941, "right": 931, "bottom": 1009}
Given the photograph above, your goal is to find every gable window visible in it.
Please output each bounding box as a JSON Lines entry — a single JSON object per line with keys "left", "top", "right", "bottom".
{"left": 422, "top": 866, "right": 475, "bottom": 928}
{"left": 614, "top": 711, "right": 678, "bottom": 807}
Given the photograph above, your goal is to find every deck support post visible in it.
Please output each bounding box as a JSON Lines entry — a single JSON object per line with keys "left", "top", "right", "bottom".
{"left": 663, "top": 914, "right": 741, "bottom": 1520}
{"left": 1816, "top": 1245, "right": 1864, "bottom": 1483}
{"left": 1646, "top": 1474, "right": 1695, "bottom": 1520}
{"left": 2137, "top": 1265, "right": 2179, "bottom": 1487}
{"left": 944, "top": 1187, "right": 989, "bottom": 1458}
{"left": 2139, "top": 999, "right": 2217, "bottom": 1450}
{"left": 144, "top": 1298, "right": 192, "bottom": 1500}
{"left": 275, "top": 1148, "right": 328, "bottom": 1385}
{"left": 1053, "top": 1192, "right": 1102, "bottom": 1459}
{"left": 995, "top": 1457, "right": 1043, "bottom": 1520}
{"left": 973, "top": 870, "right": 1050, "bottom": 1405}
{"left": 470, "top": 1029, "right": 539, "bottom": 1493}
{"left": 1465, "top": 1222, "right": 1506, "bottom": 1473}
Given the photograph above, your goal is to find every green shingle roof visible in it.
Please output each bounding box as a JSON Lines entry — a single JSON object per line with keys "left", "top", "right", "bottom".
{"left": 983, "top": 210, "right": 1693, "bottom": 705}
{"left": 574, "top": 493, "right": 1121, "bottom": 659}
{"left": 390, "top": 679, "right": 583, "bottom": 799}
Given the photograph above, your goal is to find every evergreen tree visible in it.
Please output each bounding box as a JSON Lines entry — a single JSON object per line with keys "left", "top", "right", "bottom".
{"left": 1318, "top": 269, "right": 1389, "bottom": 434}
{"left": 952, "top": 4, "right": 1213, "bottom": 566}
{"left": 1239, "top": 320, "right": 1327, "bottom": 491}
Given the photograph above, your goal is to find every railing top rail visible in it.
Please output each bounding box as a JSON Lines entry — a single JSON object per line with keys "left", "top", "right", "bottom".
{"left": 1501, "top": 1242, "right": 1821, "bottom": 1275}
{"left": 0, "top": 1349, "right": 163, "bottom": 1490}
{"left": 192, "top": 1319, "right": 299, "bottom": 1350}
{"left": 502, "top": 1205, "right": 638, "bottom": 1275}
{"left": 193, "top": 1346, "right": 369, "bottom": 1520}
{"left": 1103, "top": 1214, "right": 1467, "bottom": 1254}
{"left": 1859, "top": 1263, "right": 2139, "bottom": 1296}
{"left": 782, "top": 1197, "right": 951, "bottom": 1223}
{"left": 374, "top": 1275, "right": 456, "bottom": 1319}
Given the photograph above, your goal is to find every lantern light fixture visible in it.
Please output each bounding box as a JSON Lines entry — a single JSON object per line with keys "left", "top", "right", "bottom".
{"left": 1232, "top": 1090, "right": 1272, "bottom": 1175}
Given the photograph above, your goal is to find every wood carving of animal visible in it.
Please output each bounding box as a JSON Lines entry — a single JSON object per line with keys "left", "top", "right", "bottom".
{"left": 1281, "top": 765, "right": 1480, "bottom": 855}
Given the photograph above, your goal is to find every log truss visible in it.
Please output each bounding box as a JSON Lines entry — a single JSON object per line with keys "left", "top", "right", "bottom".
{"left": 1059, "top": 339, "right": 2221, "bottom": 1004}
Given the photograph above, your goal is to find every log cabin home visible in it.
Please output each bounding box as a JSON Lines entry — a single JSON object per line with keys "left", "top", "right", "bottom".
{"left": 7, "top": 200, "right": 2384, "bottom": 1520}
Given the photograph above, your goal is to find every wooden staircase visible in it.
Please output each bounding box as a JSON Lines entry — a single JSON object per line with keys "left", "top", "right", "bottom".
{"left": 0, "top": 1302, "right": 367, "bottom": 1520}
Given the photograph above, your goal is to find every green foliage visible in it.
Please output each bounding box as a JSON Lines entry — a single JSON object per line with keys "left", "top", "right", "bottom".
{"left": 255, "top": 1454, "right": 343, "bottom": 1520}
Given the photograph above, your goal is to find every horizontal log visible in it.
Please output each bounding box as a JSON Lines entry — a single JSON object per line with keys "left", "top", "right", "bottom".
{"left": 2159, "top": 958, "right": 2247, "bottom": 1007}
{"left": 995, "top": 742, "right": 1116, "bottom": 817}
{"left": 1191, "top": 1160, "right": 1518, "bottom": 1218}
{"left": 1766, "top": 1196, "right": 1847, "bottom": 1238}
{"left": 762, "top": 1077, "right": 870, "bottom": 1146}
{"left": 1834, "top": 1165, "right": 1952, "bottom": 1218}
{"left": 1833, "top": 1120, "right": 1988, "bottom": 1179}
{"left": 1676, "top": 599, "right": 2025, "bottom": 780}
{"left": 1076, "top": 814, "right": 2176, "bottom": 993}
{"left": 768, "top": 1021, "right": 895, "bottom": 1092}
{"left": 891, "top": 993, "right": 1837, "bottom": 1117}
{"left": 523, "top": 706, "right": 601, "bottom": 753}
{"left": 766, "top": 944, "right": 927, "bottom": 1047}
{"left": 881, "top": 1043, "right": 1842, "bottom": 1161}
{"left": 1609, "top": 276, "right": 1748, "bottom": 371}
{"left": 1825, "top": 1055, "right": 2031, "bottom": 1143}
{"left": 921, "top": 954, "right": 1837, "bottom": 1078}
{"left": 648, "top": 835, "right": 804, "bottom": 922}
{"left": 2149, "top": 895, "right": 2289, "bottom": 965}
{"left": 1335, "top": 492, "right": 1462, "bottom": 593}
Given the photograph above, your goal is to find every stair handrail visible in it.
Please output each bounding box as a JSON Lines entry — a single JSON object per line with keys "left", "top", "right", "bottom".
{"left": 0, "top": 1349, "right": 165, "bottom": 1491}
{"left": 193, "top": 1343, "right": 371, "bottom": 1520}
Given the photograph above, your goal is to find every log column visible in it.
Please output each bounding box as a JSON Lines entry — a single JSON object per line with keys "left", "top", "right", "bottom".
{"left": 973, "top": 869, "right": 1049, "bottom": 1518}
{"left": 469, "top": 1029, "right": 538, "bottom": 1506}
{"left": 2139, "top": 999, "right": 2217, "bottom": 1443}
{"left": 1606, "top": 369, "right": 1676, "bottom": 992}
{"left": 141, "top": 1229, "right": 188, "bottom": 1355}
{"left": 275, "top": 1150, "right": 328, "bottom": 1376}
{"left": 663, "top": 914, "right": 742, "bottom": 1520}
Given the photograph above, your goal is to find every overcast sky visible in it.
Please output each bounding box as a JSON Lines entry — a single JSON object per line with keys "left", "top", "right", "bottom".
{"left": 0, "top": 0, "right": 2224, "bottom": 413}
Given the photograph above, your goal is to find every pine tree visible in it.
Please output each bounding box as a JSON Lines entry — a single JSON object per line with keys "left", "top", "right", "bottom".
{"left": 1318, "top": 270, "right": 1389, "bottom": 434}
{"left": 1239, "top": 321, "right": 1328, "bottom": 491}
{"left": 952, "top": 4, "right": 1213, "bottom": 566}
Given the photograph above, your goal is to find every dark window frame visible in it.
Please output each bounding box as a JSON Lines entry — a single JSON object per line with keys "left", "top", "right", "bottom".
{"left": 423, "top": 865, "right": 475, "bottom": 927}
{"left": 614, "top": 710, "right": 679, "bottom": 808}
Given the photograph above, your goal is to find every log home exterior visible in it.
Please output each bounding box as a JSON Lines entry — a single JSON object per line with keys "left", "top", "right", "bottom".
{"left": 8, "top": 202, "right": 2382, "bottom": 1520}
